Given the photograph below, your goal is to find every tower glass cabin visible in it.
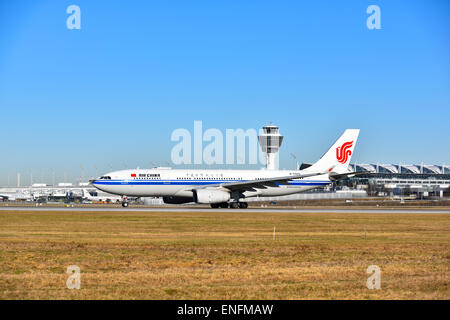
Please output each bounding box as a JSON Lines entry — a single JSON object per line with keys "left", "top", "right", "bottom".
{"left": 258, "top": 123, "right": 284, "bottom": 170}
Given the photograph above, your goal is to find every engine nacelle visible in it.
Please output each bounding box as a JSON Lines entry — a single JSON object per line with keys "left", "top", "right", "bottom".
{"left": 162, "top": 196, "right": 194, "bottom": 204}
{"left": 193, "top": 189, "right": 230, "bottom": 204}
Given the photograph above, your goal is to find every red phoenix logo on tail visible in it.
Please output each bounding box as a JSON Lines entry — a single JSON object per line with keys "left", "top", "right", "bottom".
{"left": 336, "top": 141, "right": 353, "bottom": 164}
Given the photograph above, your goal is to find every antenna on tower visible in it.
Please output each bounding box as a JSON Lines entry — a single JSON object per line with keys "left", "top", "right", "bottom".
{"left": 80, "top": 165, "right": 84, "bottom": 183}
{"left": 258, "top": 123, "right": 284, "bottom": 170}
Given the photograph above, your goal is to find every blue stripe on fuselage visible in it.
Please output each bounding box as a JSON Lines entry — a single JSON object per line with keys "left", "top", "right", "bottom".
{"left": 92, "top": 180, "right": 330, "bottom": 186}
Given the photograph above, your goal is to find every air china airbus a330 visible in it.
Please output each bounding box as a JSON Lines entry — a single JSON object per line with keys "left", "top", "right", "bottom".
{"left": 91, "top": 129, "right": 361, "bottom": 208}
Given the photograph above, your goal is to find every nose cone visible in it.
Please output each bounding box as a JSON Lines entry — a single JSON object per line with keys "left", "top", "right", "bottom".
{"left": 90, "top": 178, "right": 104, "bottom": 191}
{"left": 89, "top": 179, "right": 107, "bottom": 191}
{"left": 89, "top": 178, "right": 103, "bottom": 187}
{"left": 90, "top": 174, "right": 114, "bottom": 193}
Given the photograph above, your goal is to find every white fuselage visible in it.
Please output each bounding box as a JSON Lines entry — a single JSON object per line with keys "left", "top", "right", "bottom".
{"left": 92, "top": 168, "right": 331, "bottom": 199}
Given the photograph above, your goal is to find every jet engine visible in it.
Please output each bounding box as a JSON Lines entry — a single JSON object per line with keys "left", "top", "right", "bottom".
{"left": 193, "top": 189, "right": 230, "bottom": 204}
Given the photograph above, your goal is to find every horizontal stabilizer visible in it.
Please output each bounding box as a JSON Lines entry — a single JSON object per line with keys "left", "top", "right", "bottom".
{"left": 329, "top": 170, "right": 371, "bottom": 181}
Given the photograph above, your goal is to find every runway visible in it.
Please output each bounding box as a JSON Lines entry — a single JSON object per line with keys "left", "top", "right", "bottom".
{"left": 0, "top": 206, "right": 449, "bottom": 214}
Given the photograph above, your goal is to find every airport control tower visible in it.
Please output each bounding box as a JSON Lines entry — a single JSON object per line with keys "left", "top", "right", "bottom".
{"left": 258, "top": 123, "right": 284, "bottom": 170}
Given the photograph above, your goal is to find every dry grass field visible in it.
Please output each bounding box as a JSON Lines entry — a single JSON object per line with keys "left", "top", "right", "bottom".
{"left": 0, "top": 209, "right": 448, "bottom": 299}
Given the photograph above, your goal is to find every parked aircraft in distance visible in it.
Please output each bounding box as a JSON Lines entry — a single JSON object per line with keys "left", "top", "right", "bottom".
{"left": 82, "top": 189, "right": 123, "bottom": 204}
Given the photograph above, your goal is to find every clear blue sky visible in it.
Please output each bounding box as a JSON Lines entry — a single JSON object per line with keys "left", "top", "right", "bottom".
{"left": 0, "top": 0, "right": 449, "bottom": 185}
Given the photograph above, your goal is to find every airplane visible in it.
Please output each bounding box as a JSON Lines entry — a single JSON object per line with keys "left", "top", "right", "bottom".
{"left": 0, "top": 191, "right": 34, "bottom": 202}
{"left": 91, "top": 129, "right": 362, "bottom": 208}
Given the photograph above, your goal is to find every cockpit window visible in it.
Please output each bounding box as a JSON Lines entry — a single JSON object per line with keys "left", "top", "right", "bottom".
{"left": 99, "top": 176, "right": 111, "bottom": 180}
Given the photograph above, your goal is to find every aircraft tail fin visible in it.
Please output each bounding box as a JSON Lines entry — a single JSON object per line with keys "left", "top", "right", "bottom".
{"left": 307, "top": 129, "right": 360, "bottom": 174}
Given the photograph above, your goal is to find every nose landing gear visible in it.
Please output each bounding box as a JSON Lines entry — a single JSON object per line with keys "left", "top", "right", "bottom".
{"left": 121, "top": 196, "right": 129, "bottom": 207}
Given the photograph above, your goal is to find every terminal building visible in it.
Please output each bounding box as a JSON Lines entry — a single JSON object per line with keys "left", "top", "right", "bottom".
{"left": 345, "top": 163, "right": 450, "bottom": 198}
{"left": 248, "top": 162, "right": 450, "bottom": 203}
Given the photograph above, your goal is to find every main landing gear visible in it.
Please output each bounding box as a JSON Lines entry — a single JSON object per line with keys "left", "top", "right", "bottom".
{"left": 121, "top": 196, "right": 129, "bottom": 208}
{"left": 230, "top": 202, "right": 248, "bottom": 209}
{"left": 210, "top": 202, "right": 248, "bottom": 209}
{"left": 210, "top": 202, "right": 229, "bottom": 209}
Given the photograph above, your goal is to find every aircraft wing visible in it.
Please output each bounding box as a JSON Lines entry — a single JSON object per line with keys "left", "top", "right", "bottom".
{"left": 196, "top": 171, "right": 326, "bottom": 192}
